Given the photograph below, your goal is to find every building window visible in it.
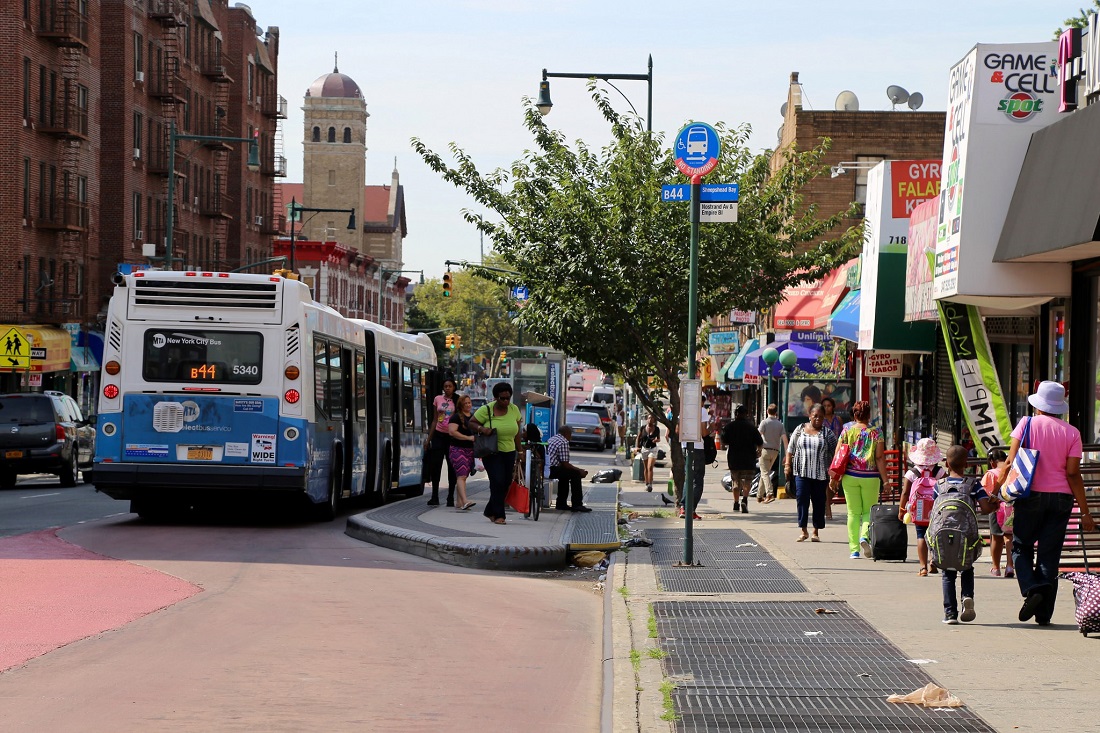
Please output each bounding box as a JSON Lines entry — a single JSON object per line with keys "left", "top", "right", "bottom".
{"left": 23, "top": 58, "right": 30, "bottom": 120}
{"left": 23, "top": 159, "right": 30, "bottom": 219}
{"left": 328, "top": 170, "right": 336, "bottom": 186}
{"left": 327, "top": 126, "right": 335, "bottom": 143}
{"left": 133, "top": 112, "right": 142, "bottom": 155}
{"left": 247, "top": 62, "right": 254, "bottom": 101}
{"left": 343, "top": 127, "right": 351, "bottom": 143}
{"left": 854, "top": 155, "right": 885, "bottom": 210}
{"left": 246, "top": 186, "right": 253, "bottom": 220}
{"left": 134, "top": 33, "right": 143, "bottom": 75}
{"left": 38, "top": 65, "right": 46, "bottom": 125}
{"left": 312, "top": 126, "right": 320, "bottom": 142}
{"left": 133, "top": 192, "right": 142, "bottom": 240}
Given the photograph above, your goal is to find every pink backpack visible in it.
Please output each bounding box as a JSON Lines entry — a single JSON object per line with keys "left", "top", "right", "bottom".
{"left": 907, "top": 468, "right": 937, "bottom": 526}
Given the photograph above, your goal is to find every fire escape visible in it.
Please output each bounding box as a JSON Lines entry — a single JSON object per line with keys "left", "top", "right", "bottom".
{"left": 35, "top": 0, "right": 90, "bottom": 319}
{"left": 200, "top": 32, "right": 234, "bottom": 271}
{"left": 147, "top": 0, "right": 187, "bottom": 265}
{"left": 266, "top": 93, "right": 289, "bottom": 237}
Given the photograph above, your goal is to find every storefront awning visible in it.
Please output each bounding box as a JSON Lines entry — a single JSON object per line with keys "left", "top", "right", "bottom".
{"left": 995, "top": 99, "right": 1100, "bottom": 264}
{"left": 743, "top": 341, "right": 823, "bottom": 376}
{"left": 71, "top": 349, "right": 100, "bottom": 373}
{"left": 771, "top": 264, "right": 852, "bottom": 331}
{"left": 720, "top": 338, "right": 758, "bottom": 382}
{"left": 829, "top": 290, "right": 860, "bottom": 344}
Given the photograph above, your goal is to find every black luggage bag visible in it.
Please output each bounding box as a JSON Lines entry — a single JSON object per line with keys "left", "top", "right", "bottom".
{"left": 868, "top": 503, "right": 908, "bottom": 562}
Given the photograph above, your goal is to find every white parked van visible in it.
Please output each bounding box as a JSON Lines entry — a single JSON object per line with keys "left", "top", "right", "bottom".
{"left": 590, "top": 385, "right": 615, "bottom": 404}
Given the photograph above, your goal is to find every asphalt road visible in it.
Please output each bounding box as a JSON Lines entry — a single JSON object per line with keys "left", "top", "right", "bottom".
{"left": 0, "top": 474, "right": 124, "bottom": 539}
{"left": 0, "top": 477, "right": 604, "bottom": 732}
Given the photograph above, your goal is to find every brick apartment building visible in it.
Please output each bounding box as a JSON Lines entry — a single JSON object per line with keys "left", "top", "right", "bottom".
{"left": 0, "top": 0, "right": 281, "bottom": 399}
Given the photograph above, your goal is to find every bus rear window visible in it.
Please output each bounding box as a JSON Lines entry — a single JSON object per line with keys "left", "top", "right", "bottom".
{"left": 142, "top": 329, "right": 264, "bottom": 385}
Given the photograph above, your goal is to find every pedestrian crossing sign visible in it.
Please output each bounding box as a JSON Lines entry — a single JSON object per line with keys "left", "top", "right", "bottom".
{"left": 0, "top": 327, "right": 31, "bottom": 370}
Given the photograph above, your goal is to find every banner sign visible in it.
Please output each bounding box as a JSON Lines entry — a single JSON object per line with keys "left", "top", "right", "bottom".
{"left": 905, "top": 198, "right": 939, "bottom": 322}
{"left": 937, "top": 301, "right": 1013, "bottom": 456}
{"left": 708, "top": 330, "right": 740, "bottom": 355}
{"left": 865, "top": 351, "right": 904, "bottom": 378}
{"left": 729, "top": 309, "right": 756, "bottom": 324}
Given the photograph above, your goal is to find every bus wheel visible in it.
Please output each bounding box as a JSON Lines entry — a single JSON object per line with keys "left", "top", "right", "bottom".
{"left": 318, "top": 454, "right": 342, "bottom": 521}
{"left": 0, "top": 469, "right": 16, "bottom": 489}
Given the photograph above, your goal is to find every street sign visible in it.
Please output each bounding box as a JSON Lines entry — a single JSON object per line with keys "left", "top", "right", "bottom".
{"left": 0, "top": 327, "right": 31, "bottom": 370}
{"left": 511, "top": 285, "right": 529, "bottom": 301}
{"left": 700, "top": 202, "right": 738, "bottom": 222}
{"left": 674, "top": 122, "right": 721, "bottom": 177}
{"left": 661, "top": 183, "right": 739, "bottom": 202}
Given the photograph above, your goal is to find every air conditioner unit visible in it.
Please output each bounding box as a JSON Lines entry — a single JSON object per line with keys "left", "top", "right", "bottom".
{"left": 135, "top": 71, "right": 144, "bottom": 83}
{"left": 142, "top": 243, "right": 156, "bottom": 257}
{"left": 253, "top": 216, "right": 263, "bottom": 226}
{"left": 194, "top": 197, "right": 200, "bottom": 206}
{"left": 135, "top": 230, "right": 143, "bottom": 241}
{"left": 133, "top": 148, "right": 141, "bottom": 160}
{"left": 256, "top": 96, "right": 262, "bottom": 107}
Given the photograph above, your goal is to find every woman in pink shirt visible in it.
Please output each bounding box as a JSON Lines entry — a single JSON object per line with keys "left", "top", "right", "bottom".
{"left": 424, "top": 378, "right": 458, "bottom": 506}
{"left": 999, "top": 381, "right": 1096, "bottom": 626}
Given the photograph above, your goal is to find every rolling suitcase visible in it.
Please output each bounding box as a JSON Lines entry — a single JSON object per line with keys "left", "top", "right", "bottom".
{"left": 868, "top": 503, "right": 908, "bottom": 562}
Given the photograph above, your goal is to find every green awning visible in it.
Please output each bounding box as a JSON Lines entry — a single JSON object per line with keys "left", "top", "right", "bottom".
{"left": 720, "top": 338, "right": 758, "bottom": 381}
{"left": 71, "top": 349, "right": 99, "bottom": 372}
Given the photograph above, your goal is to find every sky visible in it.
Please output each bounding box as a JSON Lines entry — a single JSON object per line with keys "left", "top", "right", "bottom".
{"left": 254, "top": 0, "right": 1069, "bottom": 278}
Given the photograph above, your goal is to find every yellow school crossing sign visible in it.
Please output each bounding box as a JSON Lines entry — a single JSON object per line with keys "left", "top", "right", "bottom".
{"left": 0, "top": 327, "right": 31, "bottom": 370}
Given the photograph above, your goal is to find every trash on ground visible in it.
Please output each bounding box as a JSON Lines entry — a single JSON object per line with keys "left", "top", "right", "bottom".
{"left": 572, "top": 550, "right": 607, "bottom": 568}
{"left": 590, "top": 468, "right": 622, "bottom": 483}
{"left": 618, "top": 516, "right": 630, "bottom": 525}
{"left": 858, "top": 673, "right": 871, "bottom": 678}
{"left": 620, "top": 501, "right": 634, "bottom": 507}
{"left": 887, "top": 683, "right": 963, "bottom": 708}
{"left": 755, "top": 563, "right": 767, "bottom": 567}
{"left": 735, "top": 542, "right": 758, "bottom": 548}
{"left": 803, "top": 631, "right": 822, "bottom": 636}
{"left": 906, "top": 659, "right": 938, "bottom": 665}
{"left": 622, "top": 537, "right": 653, "bottom": 548}
{"left": 814, "top": 608, "right": 838, "bottom": 615}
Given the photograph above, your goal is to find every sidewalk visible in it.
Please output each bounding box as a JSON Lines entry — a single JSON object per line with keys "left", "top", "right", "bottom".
{"left": 612, "top": 467, "right": 1100, "bottom": 733}
{"left": 345, "top": 471, "right": 620, "bottom": 571}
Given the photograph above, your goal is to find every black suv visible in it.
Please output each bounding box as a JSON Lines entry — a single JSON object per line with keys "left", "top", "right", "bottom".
{"left": 0, "top": 392, "right": 95, "bottom": 488}
{"left": 572, "top": 402, "right": 616, "bottom": 448}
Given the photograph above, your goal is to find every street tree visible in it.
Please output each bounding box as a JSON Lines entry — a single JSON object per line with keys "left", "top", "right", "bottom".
{"left": 412, "top": 86, "right": 861, "bottom": 489}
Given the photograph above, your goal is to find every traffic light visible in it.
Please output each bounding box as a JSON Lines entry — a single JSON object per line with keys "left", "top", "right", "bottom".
{"left": 442, "top": 271, "right": 453, "bottom": 297}
{"left": 500, "top": 349, "right": 508, "bottom": 364}
{"left": 453, "top": 334, "right": 462, "bottom": 350}
{"left": 445, "top": 334, "right": 455, "bottom": 350}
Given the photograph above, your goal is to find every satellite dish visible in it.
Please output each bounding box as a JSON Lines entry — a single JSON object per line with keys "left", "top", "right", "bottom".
{"left": 780, "top": 101, "right": 788, "bottom": 117}
{"left": 835, "top": 90, "right": 859, "bottom": 111}
{"left": 908, "top": 92, "right": 924, "bottom": 110}
{"left": 887, "top": 85, "right": 910, "bottom": 109}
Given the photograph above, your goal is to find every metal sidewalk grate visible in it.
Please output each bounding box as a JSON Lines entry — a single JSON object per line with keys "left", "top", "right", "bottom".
{"left": 648, "top": 528, "right": 807, "bottom": 594}
{"left": 656, "top": 601, "right": 997, "bottom": 733}
{"left": 560, "top": 483, "right": 619, "bottom": 546}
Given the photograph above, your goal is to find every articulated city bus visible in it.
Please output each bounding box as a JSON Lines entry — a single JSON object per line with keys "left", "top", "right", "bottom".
{"left": 93, "top": 271, "right": 436, "bottom": 519}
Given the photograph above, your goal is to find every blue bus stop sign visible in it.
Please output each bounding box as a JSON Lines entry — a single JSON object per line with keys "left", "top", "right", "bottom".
{"left": 674, "top": 122, "right": 721, "bottom": 178}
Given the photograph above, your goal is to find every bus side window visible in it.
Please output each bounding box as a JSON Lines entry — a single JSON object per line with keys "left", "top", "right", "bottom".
{"left": 420, "top": 369, "right": 430, "bottom": 429}
{"left": 402, "top": 364, "right": 414, "bottom": 429}
{"left": 328, "top": 342, "right": 345, "bottom": 417}
{"left": 379, "top": 360, "right": 392, "bottom": 422}
{"left": 314, "top": 338, "right": 329, "bottom": 418}
{"left": 411, "top": 367, "right": 423, "bottom": 430}
{"left": 355, "top": 351, "right": 366, "bottom": 420}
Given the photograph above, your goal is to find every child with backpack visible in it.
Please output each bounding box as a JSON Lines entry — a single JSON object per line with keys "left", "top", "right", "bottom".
{"left": 980, "top": 449, "right": 1014, "bottom": 578}
{"left": 928, "top": 445, "right": 998, "bottom": 624}
{"left": 899, "top": 438, "right": 947, "bottom": 577}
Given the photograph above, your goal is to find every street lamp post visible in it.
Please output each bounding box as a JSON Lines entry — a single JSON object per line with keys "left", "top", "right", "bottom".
{"left": 762, "top": 347, "right": 780, "bottom": 413}
{"left": 287, "top": 198, "right": 356, "bottom": 274}
{"left": 536, "top": 55, "right": 653, "bottom": 133}
{"left": 777, "top": 349, "right": 798, "bottom": 490}
{"left": 163, "top": 120, "right": 261, "bottom": 269}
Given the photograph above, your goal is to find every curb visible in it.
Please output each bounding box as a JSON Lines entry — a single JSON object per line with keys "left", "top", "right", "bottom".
{"left": 344, "top": 514, "right": 570, "bottom": 572}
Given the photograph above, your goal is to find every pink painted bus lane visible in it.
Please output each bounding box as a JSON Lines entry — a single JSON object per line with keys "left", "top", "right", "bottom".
{"left": 0, "top": 529, "right": 201, "bottom": 672}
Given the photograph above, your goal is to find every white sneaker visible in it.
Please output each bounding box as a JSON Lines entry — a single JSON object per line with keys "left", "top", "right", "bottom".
{"left": 960, "top": 597, "right": 976, "bottom": 623}
{"left": 859, "top": 537, "right": 872, "bottom": 557}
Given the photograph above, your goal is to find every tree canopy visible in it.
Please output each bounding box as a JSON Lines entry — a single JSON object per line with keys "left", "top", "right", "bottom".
{"left": 412, "top": 86, "right": 861, "bottom": 486}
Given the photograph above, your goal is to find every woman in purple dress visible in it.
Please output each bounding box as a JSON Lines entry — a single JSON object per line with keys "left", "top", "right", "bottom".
{"left": 447, "top": 394, "right": 477, "bottom": 511}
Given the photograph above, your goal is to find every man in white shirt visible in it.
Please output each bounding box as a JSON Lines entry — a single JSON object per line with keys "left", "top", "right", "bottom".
{"left": 758, "top": 403, "right": 788, "bottom": 503}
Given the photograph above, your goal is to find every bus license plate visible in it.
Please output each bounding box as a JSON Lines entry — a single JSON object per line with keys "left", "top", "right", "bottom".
{"left": 187, "top": 447, "right": 214, "bottom": 461}
{"left": 4, "top": 450, "right": 23, "bottom": 459}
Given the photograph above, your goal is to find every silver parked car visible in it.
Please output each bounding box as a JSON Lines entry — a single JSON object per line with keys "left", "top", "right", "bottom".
{"left": 565, "top": 411, "right": 605, "bottom": 451}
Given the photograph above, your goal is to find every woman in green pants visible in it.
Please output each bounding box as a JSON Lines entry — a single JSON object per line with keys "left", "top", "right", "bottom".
{"left": 829, "top": 400, "right": 887, "bottom": 559}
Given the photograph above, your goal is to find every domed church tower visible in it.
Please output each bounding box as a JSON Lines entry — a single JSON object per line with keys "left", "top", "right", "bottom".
{"left": 301, "top": 54, "right": 368, "bottom": 250}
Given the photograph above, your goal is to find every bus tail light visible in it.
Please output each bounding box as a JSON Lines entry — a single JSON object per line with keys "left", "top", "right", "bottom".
{"left": 103, "top": 384, "right": 119, "bottom": 399}
{"left": 104, "top": 360, "right": 121, "bottom": 376}
{"left": 284, "top": 389, "right": 300, "bottom": 404}
{"left": 284, "top": 365, "right": 300, "bottom": 380}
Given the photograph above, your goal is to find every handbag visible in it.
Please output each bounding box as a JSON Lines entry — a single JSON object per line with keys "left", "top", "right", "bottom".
{"left": 1000, "top": 418, "right": 1039, "bottom": 504}
{"left": 829, "top": 442, "right": 851, "bottom": 481}
{"left": 473, "top": 410, "right": 498, "bottom": 459}
{"left": 506, "top": 464, "right": 529, "bottom": 513}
